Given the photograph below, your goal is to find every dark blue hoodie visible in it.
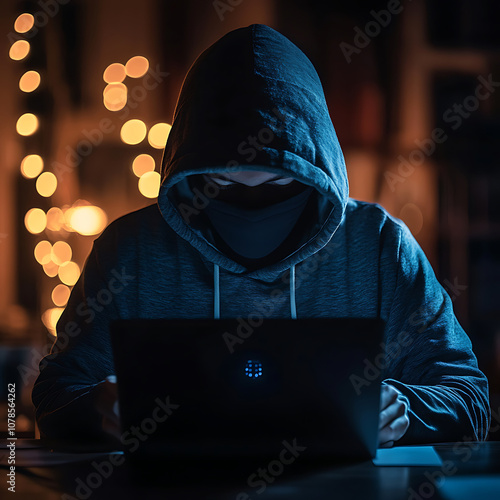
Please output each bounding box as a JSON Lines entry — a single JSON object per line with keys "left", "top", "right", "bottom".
{"left": 32, "top": 24, "right": 490, "bottom": 444}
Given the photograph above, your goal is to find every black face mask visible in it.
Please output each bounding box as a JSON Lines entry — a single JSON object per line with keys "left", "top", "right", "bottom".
{"left": 204, "top": 186, "right": 313, "bottom": 259}
{"left": 187, "top": 175, "right": 313, "bottom": 259}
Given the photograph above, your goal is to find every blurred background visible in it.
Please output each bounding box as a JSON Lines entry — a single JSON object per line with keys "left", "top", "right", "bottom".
{"left": 0, "top": 0, "right": 499, "bottom": 439}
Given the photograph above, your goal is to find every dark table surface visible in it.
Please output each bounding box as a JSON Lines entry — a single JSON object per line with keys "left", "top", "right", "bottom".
{"left": 1, "top": 439, "right": 500, "bottom": 499}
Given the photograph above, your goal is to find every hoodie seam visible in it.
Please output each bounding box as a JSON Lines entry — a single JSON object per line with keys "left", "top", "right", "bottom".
{"left": 253, "top": 73, "right": 327, "bottom": 110}
{"left": 391, "top": 225, "right": 404, "bottom": 314}
{"left": 250, "top": 24, "right": 325, "bottom": 109}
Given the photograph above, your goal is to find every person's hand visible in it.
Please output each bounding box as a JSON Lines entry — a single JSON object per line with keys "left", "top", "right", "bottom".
{"left": 94, "top": 375, "right": 121, "bottom": 440}
{"left": 378, "top": 384, "right": 409, "bottom": 448}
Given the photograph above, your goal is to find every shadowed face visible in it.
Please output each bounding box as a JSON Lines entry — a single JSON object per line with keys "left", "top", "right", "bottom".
{"left": 183, "top": 169, "right": 314, "bottom": 262}
{"left": 207, "top": 170, "right": 294, "bottom": 187}
{"left": 200, "top": 170, "right": 307, "bottom": 209}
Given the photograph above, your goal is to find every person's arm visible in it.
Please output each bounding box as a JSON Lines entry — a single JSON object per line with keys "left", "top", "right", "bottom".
{"left": 380, "top": 222, "right": 490, "bottom": 445}
{"left": 32, "top": 239, "right": 124, "bottom": 442}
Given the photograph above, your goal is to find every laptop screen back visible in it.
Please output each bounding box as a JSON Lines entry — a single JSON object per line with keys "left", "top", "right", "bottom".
{"left": 110, "top": 317, "right": 385, "bottom": 460}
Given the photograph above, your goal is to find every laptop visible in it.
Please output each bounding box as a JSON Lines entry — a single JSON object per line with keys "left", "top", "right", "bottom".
{"left": 109, "top": 317, "right": 385, "bottom": 462}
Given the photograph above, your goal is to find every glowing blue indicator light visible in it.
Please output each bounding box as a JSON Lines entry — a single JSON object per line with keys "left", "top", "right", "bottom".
{"left": 245, "top": 360, "right": 262, "bottom": 378}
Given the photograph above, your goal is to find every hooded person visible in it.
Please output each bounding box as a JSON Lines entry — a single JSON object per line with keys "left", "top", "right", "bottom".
{"left": 32, "top": 24, "right": 490, "bottom": 446}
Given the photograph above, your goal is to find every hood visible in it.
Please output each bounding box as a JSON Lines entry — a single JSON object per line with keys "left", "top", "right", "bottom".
{"left": 157, "top": 24, "right": 348, "bottom": 283}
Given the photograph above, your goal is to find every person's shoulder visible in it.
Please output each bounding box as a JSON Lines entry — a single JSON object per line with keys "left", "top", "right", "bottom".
{"left": 94, "top": 203, "right": 171, "bottom": 249}
{"left": 344, "top": 199, "right": 426, "bottom": 263}
{"left": 107, "top": 203, "right": 162, "bottom": 229}
{"left": 344, "top": 198, "right": 407, "bottom": 235}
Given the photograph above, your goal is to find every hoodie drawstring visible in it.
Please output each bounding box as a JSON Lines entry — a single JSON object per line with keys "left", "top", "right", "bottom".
{"left": 289, "top": 265, "right": 297, "bottom": 319}
{"left": 214, "top": 263, "right": 220, "bottom": 319}
{"left": 213, "top": 263, "right": 297, "bottom": 319}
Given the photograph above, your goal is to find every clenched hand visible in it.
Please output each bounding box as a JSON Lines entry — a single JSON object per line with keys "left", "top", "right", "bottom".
{"left": 378, "top": 384, "right": 409, "bottom": 448}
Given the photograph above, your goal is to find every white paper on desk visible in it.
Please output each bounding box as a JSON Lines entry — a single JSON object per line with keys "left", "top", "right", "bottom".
{"left": 0, "top": 448, "right": 124, "bottom": 467}
{"left": 439, "top": 476, "right": 500, "bottom": 500}
{"left": 373, "top": 446, "right": 443, "bottom": 466}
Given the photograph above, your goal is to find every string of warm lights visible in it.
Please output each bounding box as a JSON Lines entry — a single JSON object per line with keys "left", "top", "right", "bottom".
{"left": 10, "top": 11, "right": 172, "bottom": 337}
{"left": 10, "top": 11, "right": 107, "bottom": 336}
{"left": 101, "top": 56, "right": 171, "bottom": 199}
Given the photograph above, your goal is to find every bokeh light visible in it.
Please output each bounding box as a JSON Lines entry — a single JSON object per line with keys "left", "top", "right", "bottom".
{"left": 103, "top": 63, "right": 126, "bottom": 83}
{"left": 138, "top": 171, "right": 161, "bottom": 198}
{"left": 24, "top": 208, "right": 46, "bottom": 234}
{"left": 125, "top": 56, "right": 149, "bottom": 78}
{"left": 16, "top": 113, "right": 39, "bottom": 136}
{"left": 103, "top": 83, "right": 127, "bottom": 111}
{"left": 68, "top": 205, "right": 107, "bottom": 236}
{"left": 148, "top": 123, "right": 172, "bottom": 149}
{"left": 62, "top": 207, "right": 75, "bottom": 232}
{"left": 46, "top": 207, "right": 65, "bottom": 231}
{"left": 58, "top": 261, "right": 80, "bottom": 286}
{"left": 43, "top": 261, "right": 59, "bottom": 278}
{"left": 34, "top": 240, "right": 52, "bottom": 265}
{"left": 14, "top": 13, "right": 35, "bottom": 33}
{"left": 51, "top": 284, "right": 71, "bottom": 307}
{"left": 132, "top": 154, "right": 155, "bottom": 177}
{"left": 51, "top": 241, "right": 72, "bottom": 265}
{"left": 36, "top": 171, "right": 57, "bottom": 197}
{"left": 20, "top": 154, "right": 43, "bottom": 178}
{"left": 19, "top": 70, "right": 41, "bottom": 92}
{"left": 120, "top": 119, "right": 147, "bottom": 145}
{"left": 41, "top": 307, "right": 64, "bottom": 336}
{"left": 9, "top": 40, "right": 30, "bottom": 60}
